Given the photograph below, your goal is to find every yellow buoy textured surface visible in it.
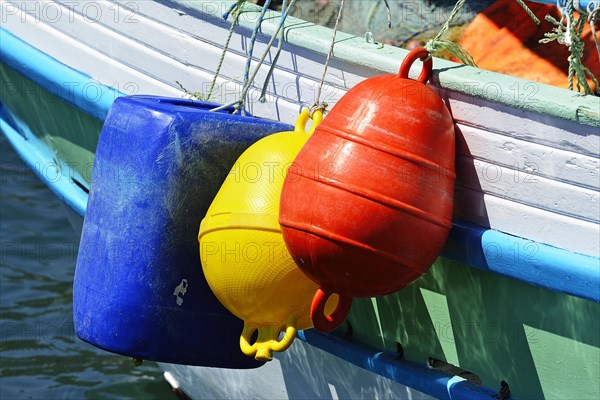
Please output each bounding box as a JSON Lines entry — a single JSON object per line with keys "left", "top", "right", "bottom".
{"left": 199, "top": 110, "right": 333, "bottom": 361}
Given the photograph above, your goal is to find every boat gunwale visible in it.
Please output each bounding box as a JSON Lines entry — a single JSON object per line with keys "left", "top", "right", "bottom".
{"left": 164, "top": 0, "right": 600, "bottom": 127}
{"left": 2, "top": 26, "right": 598, "bottom": 305}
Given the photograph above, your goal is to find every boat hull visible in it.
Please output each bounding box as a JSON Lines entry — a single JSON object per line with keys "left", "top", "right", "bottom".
{"left": 2, "top": 1, "right": 599, "bottom": 398}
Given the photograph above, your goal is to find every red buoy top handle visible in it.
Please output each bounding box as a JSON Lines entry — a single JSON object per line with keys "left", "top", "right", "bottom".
{"left": 398, "top": 47, "right": 433, "bottom": 84}
{"left": 310, "top": 288, "right": 353, "bottom": 333}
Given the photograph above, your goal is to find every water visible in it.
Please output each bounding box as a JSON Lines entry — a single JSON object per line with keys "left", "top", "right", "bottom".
{"left": 0, "top": 134, "right": 174, "bottom": 399}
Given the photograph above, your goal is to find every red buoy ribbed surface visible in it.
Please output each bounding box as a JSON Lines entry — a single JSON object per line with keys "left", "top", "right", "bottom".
{"left": 279, "top": 48, "right": 456, "bottom": 332}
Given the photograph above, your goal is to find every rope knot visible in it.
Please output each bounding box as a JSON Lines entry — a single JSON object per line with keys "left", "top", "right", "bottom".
{"left": 308, "top": 102, "right": 328, "bottom": 119}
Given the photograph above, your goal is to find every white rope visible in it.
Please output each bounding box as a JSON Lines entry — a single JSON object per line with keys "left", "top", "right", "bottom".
{"left": 211, "top": 0, "right": 299, "bottom": 113}
{"left": 588, "top": 1, "right": 600, "bottom": 63}
{"left": 259, "top": 0, "right": 289, "bottom": 103}
{"left": 312, "top": 0, "right": 346, "bottom": 116}
{"left": 206, "top": 1, "right": 244, "bottom": 101}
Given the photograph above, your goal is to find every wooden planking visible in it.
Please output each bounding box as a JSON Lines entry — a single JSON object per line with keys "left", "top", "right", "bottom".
{"left": 24, "top": 0, "right": 342, "bottom": 114}
{"left": 179, "top": 0, "right": 600, "bottom": 128}
{"left": 159, "top": 335, "right": 439, "bottom": 400}
{"left": 0, "top": 3, "right": 180, "bottom": 97}
{"left": 46, "top": 0, "right": 600, "bottom": 157}
{"left": 455, "top": 155, "right": 599, "bottom": 223}
{"left": 3, "top": 0, "right": 304, "bottom": 121}
{"left": 454, "top": 186, "right": 600, "bottom": 256}
{"left": 49, "top": 1, "right": 600, "bottom": 157}
{"left": 445, "top": 90, "right": 599, "bottom": 157}
{"left": 112, "top": 0, "right": 599, "bottom": 156}
{"left": 4, "top": 0, "right": 599, "bottom": 256}
{"left": 20, "top": 1, "right": 221, "bottom": 89}
{"left": 107, "top": 0, "right": 379, "bottom": 86}
{"left": 456, "top": 124, "right": 599, "bottom": 190}
{"left": 108, "top": 0, "right": 600, "bottom": 219}
{"left": 51, "top": 0, "right": 363, "bottom": 99}
{"left": 0, "top": 11, "right": 300, "bottom": 124}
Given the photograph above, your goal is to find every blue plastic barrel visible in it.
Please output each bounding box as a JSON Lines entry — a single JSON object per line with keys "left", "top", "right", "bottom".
{"left": 74, "top": 96, "right": 293, "bottom": 367}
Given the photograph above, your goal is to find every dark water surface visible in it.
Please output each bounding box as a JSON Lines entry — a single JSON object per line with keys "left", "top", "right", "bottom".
{"left": 0, "top": 134, "right": 174, "bottom": 399}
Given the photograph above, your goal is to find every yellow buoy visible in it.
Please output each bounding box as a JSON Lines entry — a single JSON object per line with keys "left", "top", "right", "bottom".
{"left": 199, "top": 109, "right": 334, "bottom": 361}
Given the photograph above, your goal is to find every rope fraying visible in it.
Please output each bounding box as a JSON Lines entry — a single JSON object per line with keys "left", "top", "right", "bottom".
{"left": 424, "top": 0, "right": 476, "bottom": 66}
{"left": 425, "top": 0, "right": 539, "bottom": 67}
{"left": 540, "top": 0, "right": 599, "bottom": 95}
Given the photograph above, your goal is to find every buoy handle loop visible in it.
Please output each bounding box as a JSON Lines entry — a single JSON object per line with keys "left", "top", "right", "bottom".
{"left": 310, "top": 288, "right": 353, "bottom": 333}
{"left": 398, "top": 47, "right": 433, "bottom": 84}
{"left": 240, "top": 320, "right": 297, "bottom": 362}
{"left": 295, "top": 108, "right": 324, "bottom": 135}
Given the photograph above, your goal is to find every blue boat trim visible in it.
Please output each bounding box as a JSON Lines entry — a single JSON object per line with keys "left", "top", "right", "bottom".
{"left": 442, "top": 221, "right": 600, "bottom": 303}
{"left": 3, "top": 19, "right": 600, "bottom": 395}
{"left": 2, "top": 24, "right": 599, "bottom": 305}
{"left": 298, "top": 330, "right": 499, "bottom": 399}
{"left": 0, "top": 28, "right": 120, "bottom": 121}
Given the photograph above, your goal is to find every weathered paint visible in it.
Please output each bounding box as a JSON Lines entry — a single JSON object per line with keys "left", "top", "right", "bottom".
{"left": 4, "top": 57, "right": 599, "bottom": 398}
{"left": 2, "top": 1, "right": 599, "bottom": 398}
{"left": 182, "top": 0, "right": 600, "bottom": 126}
{"left": 2, "top": 3, "right": 598, "bottom": 255}
{"left": 348, "top": 258, "right": 600, "bottom": 399}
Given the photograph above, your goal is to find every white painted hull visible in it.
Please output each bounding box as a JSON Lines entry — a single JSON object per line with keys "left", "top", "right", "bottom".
{"left": 160, "top": 339, "right": 434, "bottom": 400}
{"left": 2, "top": 1, "right": 599, "bottom": 398}
{"left": 3, "top": 0, "right": 597, "bottom": 256}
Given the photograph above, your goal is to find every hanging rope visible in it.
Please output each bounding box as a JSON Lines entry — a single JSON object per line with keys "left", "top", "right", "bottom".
{"left": 422, "top": 0, "right": 596, "bottom": 95}
{"left": 588, "top": 1, "right": 600, "bottom": 63}
{"left": 259, "top": 0, "right": 288, "bottom": 103}
{"left": 540, "top": 0, "right": 599, "bottom": 95}
{"left": 223, "top": 1, "right": 242, "bottom": 20}
{"left": 425, "top": 0, "right": 539, "bottom": 67}
{"left": 513, "top": 0, "right": 541, "bottom": 25}
{"left": 424, "top": 0, "right": 477, "bottom": 66}
{"left": 366, "top": 0, "right": 391, "bottom": 32}
{"left": 211, "top": 0, "right": 298, "bottom": 113}
{"left": 205, "top": 0, "right": 245, "bottom": 101}
{"left": 383, "top": 0, "right": 391, "bottom": 28}
{"left": 311, "top": 0, "right": 346, "bottom": 116}
{"left": 238, "top": 0, "right": 273, "bottom": 112}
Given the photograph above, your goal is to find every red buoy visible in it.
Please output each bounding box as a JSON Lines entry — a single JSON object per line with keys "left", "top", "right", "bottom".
{"left": 279, "top": 48, "right": 456, "bottom": 333}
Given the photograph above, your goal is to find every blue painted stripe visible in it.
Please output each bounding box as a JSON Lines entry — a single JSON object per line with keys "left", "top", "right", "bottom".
{"left": 298, "top": 330, "right": 498, "bottom": 399}
{"left": 442, "top": 221, "right": 600, "bottom": 303}
{"left": 3, "top": 28, "right": 600, "bottom": 397}
{"left": 2, "top": 25, "right": 599, "bottom": 306}
{"left": 0, "top": 103, "right": 88, "bottom": 217}
{"left": 0, "top": 28, "right": 121, "bottom": 120}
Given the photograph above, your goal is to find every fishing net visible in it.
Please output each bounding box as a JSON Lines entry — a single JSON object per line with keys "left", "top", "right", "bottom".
{"left": 288, "top": 0, "right": 495, "bottom": 46}
{"left": 286, "top": 0, "right": 599, "bottom": 94}
{"left": 239, "top": 1, "right": 599, "bottom": 95}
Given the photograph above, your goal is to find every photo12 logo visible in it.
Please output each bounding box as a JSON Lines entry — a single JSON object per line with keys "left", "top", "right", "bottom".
{"left": 0, "top": 320, "right": 76, "bottom": 344}
{"left": 0, "top": 242, "right": 79, "bottom": 265}
{"left": 2, "top": 1, "right": 139, "bottom": 24}
{"left": 1, "top": 61, "right": 139, "bottom": 105}
{"left": 227, "top": 160, "right": 339, "bottom": 184}
{"left": 201, "top": 241, "right": 289, "bottom": 264}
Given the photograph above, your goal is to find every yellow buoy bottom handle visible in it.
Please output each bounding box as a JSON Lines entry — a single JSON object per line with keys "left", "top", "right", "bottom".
{"left": 240, "top": 319, "right": 298, "bottom": 361}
